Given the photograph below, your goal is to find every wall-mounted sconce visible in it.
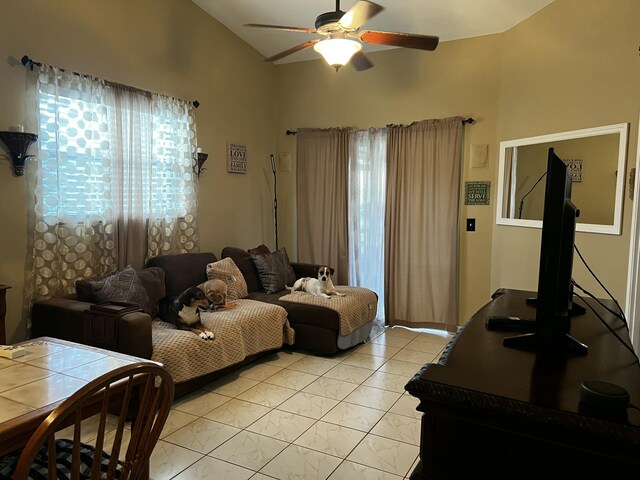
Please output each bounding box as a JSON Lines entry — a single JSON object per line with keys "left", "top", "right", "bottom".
{"left": 0, "top": 129, "right": 38, "bottom": 176}
{"left": 193, "top": 149, "right": 208, "bottom": 178}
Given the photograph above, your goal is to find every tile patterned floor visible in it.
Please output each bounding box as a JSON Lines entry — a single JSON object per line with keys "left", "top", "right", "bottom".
{"left": 134, "top": 325, "right": 450, "bottom": 479}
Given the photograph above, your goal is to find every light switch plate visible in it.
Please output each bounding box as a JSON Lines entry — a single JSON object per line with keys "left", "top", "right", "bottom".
{"left": 466, "top": 218, "right": 476, "bottom": 232}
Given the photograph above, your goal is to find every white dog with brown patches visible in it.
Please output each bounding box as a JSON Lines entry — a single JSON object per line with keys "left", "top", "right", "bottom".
{"left": 286, "top": 266, "right": 345, "bottom": 299}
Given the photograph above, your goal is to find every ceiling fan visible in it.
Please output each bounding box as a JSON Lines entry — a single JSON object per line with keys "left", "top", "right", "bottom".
{"left": 245, "top": 0, "right": 439, "bottom": 71}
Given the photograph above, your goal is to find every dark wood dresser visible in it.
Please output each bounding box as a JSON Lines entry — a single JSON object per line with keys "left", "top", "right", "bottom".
{"left": 405, "top": 289, "right": 640, "bottom": 479}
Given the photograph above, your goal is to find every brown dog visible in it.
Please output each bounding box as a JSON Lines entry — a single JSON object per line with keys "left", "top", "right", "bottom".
{"left": 198, "top": 279, "right": 228, "bottom": 307}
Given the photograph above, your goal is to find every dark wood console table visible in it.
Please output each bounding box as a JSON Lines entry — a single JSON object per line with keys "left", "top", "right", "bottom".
{"left": 405, "top": 289, "right": 640, "bottom": 479}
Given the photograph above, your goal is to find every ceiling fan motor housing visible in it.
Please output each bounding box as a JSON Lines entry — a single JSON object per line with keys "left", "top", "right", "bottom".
{"left": 315, "top": 10, "right": 345, "bottom": 31}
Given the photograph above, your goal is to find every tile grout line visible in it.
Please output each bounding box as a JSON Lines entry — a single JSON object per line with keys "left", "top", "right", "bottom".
{"left": 159, "top": 328, "right": 450, "bottom": 479}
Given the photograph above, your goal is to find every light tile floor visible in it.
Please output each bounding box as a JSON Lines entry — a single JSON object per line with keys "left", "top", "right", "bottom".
{"left": 149, "top": 324, "right": 452, "bottom": 479}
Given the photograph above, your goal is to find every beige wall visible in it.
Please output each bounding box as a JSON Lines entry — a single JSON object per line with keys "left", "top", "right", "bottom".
{"left": 0, "top": 0, "right": 278, "bottom": 342}
{"left": 492, "top": 0, "right": 640, "bottom": 304}
{"left": 274, "top": 36, "right": 502, "bottom": 324}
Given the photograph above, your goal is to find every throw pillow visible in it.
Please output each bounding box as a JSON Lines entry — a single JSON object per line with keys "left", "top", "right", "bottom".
{"left": 221, "top": 247, "right": 262, "bottom": 293}
{"left": 77, "top": 267, "right": 164, "bottom": 317}
{"left": 251, "top": 248, "right": 297, "bottom": 294}
{"left": 206, "top": 257, "right": 248, "bottom": 301}
{"left": 75, "top": 277, "right": 106, "bottom": 303}
{"left": 95, "top": 265, "right": 151, "bottom": 314}
{"left": 247, "top": 244, "right": 270, "bottom": 255}
{"left": 136, "top": 267, "right": 166, "bottom": 317}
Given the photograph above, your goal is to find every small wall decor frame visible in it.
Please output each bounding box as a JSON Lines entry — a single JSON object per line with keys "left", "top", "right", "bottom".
{"left": 563, "top": 158, "right": 583, "bottom": 182}
{"left": 227, "top": 143, "right": 247, "bottom": 174}
{"left": 465, "top": 181, "right": 491, "bottom": 205}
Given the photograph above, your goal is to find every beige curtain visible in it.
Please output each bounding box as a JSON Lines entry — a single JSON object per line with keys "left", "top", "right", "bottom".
{"left": 502, "top": 147, "right": 515, "bottom": 218}
{"left": 385, "top": 117, "right": 464, "bottom": 330}
{"left": 296, "top": 128, "right": 350, "bottom": 284}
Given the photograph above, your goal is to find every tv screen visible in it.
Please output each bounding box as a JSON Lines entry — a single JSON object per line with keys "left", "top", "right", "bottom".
{"left": 504, "top": 148, "right": 588, "bottom": 355}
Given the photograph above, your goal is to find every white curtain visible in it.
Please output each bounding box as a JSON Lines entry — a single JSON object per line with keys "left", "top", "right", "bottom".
{"left": 26, "top": 65, "right": 198, "bottom": 304}
{"left": 348, "top": 128, "right": 387, "bottom": 320}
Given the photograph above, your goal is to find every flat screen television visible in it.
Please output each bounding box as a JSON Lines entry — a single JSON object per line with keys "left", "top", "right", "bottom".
{"left": 504, "top": 148, "right": 588, "bottom": 355}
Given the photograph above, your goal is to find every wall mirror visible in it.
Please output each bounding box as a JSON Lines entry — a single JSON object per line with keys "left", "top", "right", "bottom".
{"left": 496, "top": 123, "right": 629, "bottom": 235}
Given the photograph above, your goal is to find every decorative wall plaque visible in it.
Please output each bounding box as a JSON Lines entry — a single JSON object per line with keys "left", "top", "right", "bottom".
{"left": 465, "top": 181, "right": 491, "bottom": 205}
{"left": 227, "top": 143, "right": 247, "bottom": 174}
{"left": 563, "top": 158, "right": 582, "bottom": 182}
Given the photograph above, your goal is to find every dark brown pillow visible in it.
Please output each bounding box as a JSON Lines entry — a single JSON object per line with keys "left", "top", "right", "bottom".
{"left": 75, "top": 277, "right": 106, "bottom": 303}
{"left": 250, "top": 248, "right": 297, "bottom": 294}
{"left": 76, "top": 267, "right": 165, "bottom": 317}
{"left": 95, "top": 266, "right": 150, "bottom": 313}
{"left": 247, "top": 244, "right": 270, "bottom": 255}
{"left": 136, "top": 267, "right": 165, "bottom": 317}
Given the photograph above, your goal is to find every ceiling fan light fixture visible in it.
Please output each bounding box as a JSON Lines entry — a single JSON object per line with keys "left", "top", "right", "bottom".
{"left": 314, "top": 38, "right": 362, "bottom": 70}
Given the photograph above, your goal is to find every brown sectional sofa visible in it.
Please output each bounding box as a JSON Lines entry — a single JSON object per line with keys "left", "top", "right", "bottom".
{"left": 31, "top": 247, "right": 377, "bottom": 396}
{"left": 221, "top": 246, "right": 373, "bottom": 355}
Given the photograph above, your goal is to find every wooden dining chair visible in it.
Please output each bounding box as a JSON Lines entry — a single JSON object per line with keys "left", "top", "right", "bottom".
{"left": 5, "top": 362, "right": 174, "bottom": 480}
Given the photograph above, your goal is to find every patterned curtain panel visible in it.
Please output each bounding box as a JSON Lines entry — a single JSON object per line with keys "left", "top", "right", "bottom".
{"left": 25, "top": 65, "right": 198, "bottom": 307}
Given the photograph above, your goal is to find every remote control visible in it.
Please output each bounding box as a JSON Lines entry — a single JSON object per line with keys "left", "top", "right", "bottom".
{"left": 485, "top": 316, "right": 536, "bottom": 331}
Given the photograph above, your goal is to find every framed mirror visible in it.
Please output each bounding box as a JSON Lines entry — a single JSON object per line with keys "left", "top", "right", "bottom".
{"left": 496, "top": 123, "right": 629, "bottom": 235}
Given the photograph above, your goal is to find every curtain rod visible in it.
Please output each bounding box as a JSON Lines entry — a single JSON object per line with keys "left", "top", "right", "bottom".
{"left": 285, "top": 117, "right": 476, "bottom": 135}
{"left": 20, "top": 55, "right": 200, "bottom": 109}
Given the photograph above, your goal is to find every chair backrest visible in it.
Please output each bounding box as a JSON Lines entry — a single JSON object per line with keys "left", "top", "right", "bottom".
{"left": 13, "top": 362, "right": 174, "bottom": 480}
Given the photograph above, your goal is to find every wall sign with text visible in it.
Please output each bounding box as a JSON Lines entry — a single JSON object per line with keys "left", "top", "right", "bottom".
{"left": 465, "top": 181, "right": 491, "bottom": 205}
{"left": 227, "top": 143, "right": 247, "bottom": 174}
{"left": 563, "top": 158, "right": 582, "bottom": 182}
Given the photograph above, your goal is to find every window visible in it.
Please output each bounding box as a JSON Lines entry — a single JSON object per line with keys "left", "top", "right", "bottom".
{"left": 28, "top": 65, "right": 198, "bottom": 301}
{"left": 348, "top": 128, "right": 387, "bottom": 320}
{"left": 37, "top": 79, "right": 195, "bottom": 224}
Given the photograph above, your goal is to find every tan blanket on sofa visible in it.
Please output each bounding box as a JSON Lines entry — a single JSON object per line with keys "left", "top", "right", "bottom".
{"left": 279, "top": 286, "right": 378, "bottom": 336}
{"left": 151, "top": 299, "right": 294, "bottom": 384}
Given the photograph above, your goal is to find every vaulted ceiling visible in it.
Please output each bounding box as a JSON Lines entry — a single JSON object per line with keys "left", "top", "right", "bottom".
{"left": 192, "top": 0, "right": 555, "bottom": 64}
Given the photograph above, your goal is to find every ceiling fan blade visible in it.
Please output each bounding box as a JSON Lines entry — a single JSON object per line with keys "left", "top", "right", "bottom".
{"left": 350, "top": 51, "right": 374, "bottom": 71}
{"left": 339, "top": 1, "right": 383, "bottom": 30}
{"left": 264, "top": 39, "right": 321, "bottom": 62}
{"left": 360, "top": 30, "right": 439, "bottom": 51}
{"left": 244, "top": 23, "right": 317, "bottom": 34}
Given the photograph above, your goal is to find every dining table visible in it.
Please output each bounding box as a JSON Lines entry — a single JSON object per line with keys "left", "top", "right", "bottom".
{"left": 0, "top": 336, "right": 156, "bottom": 462}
